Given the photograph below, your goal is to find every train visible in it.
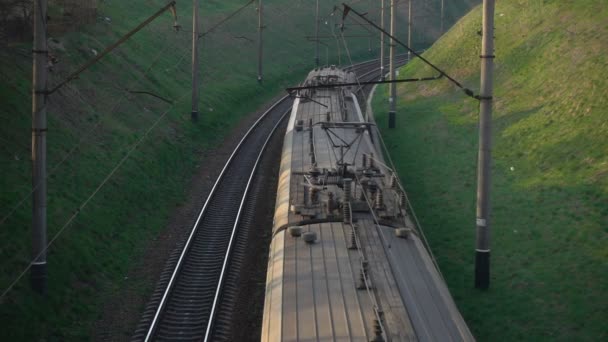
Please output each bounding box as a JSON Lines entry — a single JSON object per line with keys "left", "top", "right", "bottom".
{"left": 260, "top": 66, "right": 475, "bottom": 341}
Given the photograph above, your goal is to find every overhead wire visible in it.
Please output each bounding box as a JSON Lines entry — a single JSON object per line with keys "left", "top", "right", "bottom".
{"left": 337, "top": 10, "right": 447, "bottom": 284}
{"left": 199, "top": 0, "right": 256, "bottom": 38}
{"left": 293, "top": 6, "right": 396, "bottom": 298}
{"left": 1, "top": 0, "right": 385, "bottom": 298}
{"left": 341, "top": 3, "right": 480, "bottom": 100}
{"left": 336, "top": 2, "right": 450, "bottom": 279}
{"left": 0, "top": 90, "right": 191, "bottom": 301}
{"left": 368, "top": 105, "right": 447, "bottom": 281}
{"left": 1, "top": 5, "right": 212, "bottom": 296}
{"left": 0, "top": 23, "right": 186, "bottom": 229}
{"left": 339, "top": 29, "right": 370, "bottom": 109}
{"left": 1, "top": 0, "right": 257, "bottom": 229}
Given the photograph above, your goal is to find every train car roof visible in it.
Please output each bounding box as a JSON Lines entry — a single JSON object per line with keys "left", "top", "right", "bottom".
{"left": 263, "top": 67, "right": 474, "bottom": 341}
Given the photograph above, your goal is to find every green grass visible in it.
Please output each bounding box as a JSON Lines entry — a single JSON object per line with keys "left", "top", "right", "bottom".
{"left": 373, "top": 0, "right": 607, "bottom": 340}
{"left": 0, "top": 1, "right": 479, "bottom": 340}
{"left": 0, "top": 1, "right": 379, "bottom": 340}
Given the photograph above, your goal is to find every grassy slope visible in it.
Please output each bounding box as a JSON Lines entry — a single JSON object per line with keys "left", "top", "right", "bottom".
{"left": 0, "top": 0, "right": 478, "bottom": 340}
{"left": 373, "top": 0, "right": 607, "bottom": 340}
{"left": 0, "top": 1, "right": 377, "bottom": 340}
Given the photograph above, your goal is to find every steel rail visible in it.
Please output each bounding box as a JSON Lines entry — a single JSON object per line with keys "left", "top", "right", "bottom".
{"left": 203, "top": 59, "right": 390, "bottom": 340}
{"left": 142, "top": 94, "right": 290, "bottom": 342}
{"left": 140, "top": 57, "right": 403, "bottom": 341}
{"left": 203, "top": 104, "right": 289, "bottom": 342}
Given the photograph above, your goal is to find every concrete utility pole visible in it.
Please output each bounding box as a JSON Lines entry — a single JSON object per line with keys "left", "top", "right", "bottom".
{"left": 475, "top": 0, "right": 495, "bottom": 290}
{"left": 388, "top": 0, "right": 396, "bottom": 128}
{"left": 314, "top": 0, "right": 320, "bottom": 67}
{"left": 368, "top": 0, "right": 372, "bottom": 53}
{"left": 408, "top": 0, "right": 413, "bottom": 61}
{"left": 191, "top": 0, "right": 200, "bottom": 122}
{"left": 31, "top": 0, "right": 48, "bottom": 294}
{"left": 379, "top": 0, "right": 385, "bottom": 80}
{"left": 257, "top": 0, "right": 264, "bottom": 82}
{"left": 440, "top": 0, "right": 445, "bottom": 34}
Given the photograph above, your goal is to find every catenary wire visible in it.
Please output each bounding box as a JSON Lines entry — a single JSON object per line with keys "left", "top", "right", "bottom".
{"left": 0, "top": 25, "right": 186, "bottom": 229}
{"left": 0, "top": 90, "right": 191, "bottom": 301}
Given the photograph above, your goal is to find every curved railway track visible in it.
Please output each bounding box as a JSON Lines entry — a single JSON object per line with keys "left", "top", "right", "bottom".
{"left": 132, "top": 57, "right": 407, "bottom": 342}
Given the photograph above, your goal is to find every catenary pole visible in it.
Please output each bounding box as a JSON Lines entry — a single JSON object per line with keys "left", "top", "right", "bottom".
{"left": 31, "top": 0, "right": 48, "bottom": 294}
{"left": 257, "top": 0, "right": 264, "bottom": 82}
{"left": 191, "top": 0, "right": 200, "bottom": 121}
{"left": 441, "top": 0, "right": 445, "bottom": 34}
{"left": 315, "top": 0, "right": 320, "bottom": 67}
{"left": 408, "top": 0, "right": 412, "bottom": 61}
{"left": 368, "top": 0, "right": 372, "bottom": 52}
{"left": 475, "top": 0, "right": 495, "bottom": 290}
{"left": 379, "top": 0, "right": 385, "bottom": 80}
{"left": 388, "top": 0, "right": 396, "bottom": 128}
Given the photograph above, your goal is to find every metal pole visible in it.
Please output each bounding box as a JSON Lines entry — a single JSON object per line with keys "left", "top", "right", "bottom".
{"left": 257, "top": 0, "right": 263, "bottom": 82}
{"left": 31, "top": 0, "right": 48, "bottom": 294}
{"left": 315, "top": 0, "right": 320, "bottom": 67}
{"left": 379, "top": 0, "right": 385, "bottom": 80}
{"left": 368, "top": 0, "right": 372, "bottom": 53}
{"left": 475, "top": 0, "right": 495, "bottom": 290}
{"left": 191, "top": 0, "right": 200, "bottom": 122}
{"left": 408, "top": 0, "right": 412, "bottom": 62}
{"left": 440, "top": 0, "right": 445, "bottom": 34}
{"left": 388, "top": 0, "right": 396, "bottom": 128}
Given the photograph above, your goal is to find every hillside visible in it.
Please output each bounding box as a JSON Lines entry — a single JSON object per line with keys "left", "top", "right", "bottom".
{"left": 373, "top": 0, "right": 607, "bottom": 340}
{"left": 0, "top": 0, "right": 479, "bottom": 340}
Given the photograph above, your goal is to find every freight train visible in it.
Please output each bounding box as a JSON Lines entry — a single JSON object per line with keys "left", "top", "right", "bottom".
{"left": 261, "top": 66, "right": 475, "bottom": 341}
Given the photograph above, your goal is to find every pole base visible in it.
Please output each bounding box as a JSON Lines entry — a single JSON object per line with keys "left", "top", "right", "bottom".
{"left": 191, "top": 111, "right": 199, "bottom": 122}
{"left": 30, "top": 262, "right": 47, "bottom": 295}
{"left": 388, "top": 111, "right": 396, "bottom": 129}
{"left": 474, "top": 250, "right": 490, "bottom": 289}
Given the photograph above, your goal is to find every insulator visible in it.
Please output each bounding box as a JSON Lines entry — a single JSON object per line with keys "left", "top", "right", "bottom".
{"left": 326, "top": 111, "right": 331, "bottom": 122}
{"left": 357, "top": 268, "right": 367, "bottom": 289}
{"left": 371, "top": 318, "right": 385, "bottom": 342}
{"left": 343, "top": 178, "right": 352, "bottom": 202}
{"left": 362, "top": 153, "right": 368, "bottom": 168}
{"left": 390, "top": 173, "right": 398, "bottom": 188}
{"left": 362, "top": 259, "right": 369, "bottom": 270}
{"left": 375, "top": 190, "right": 384, "bottom": 210}
{"left": 303, "top": 186, "right": 309, "bottom": 206}
{"left": 369, "top": 153, "right": 376, "bottom": 169}
{"left": 348, "top": 225, "right": 358, "bottom": 249}
{"left": 400, "top": 190, "right": 407, "bottom": 208}
{"left": 327, "top": 191, "right": 336, "bottom": 213}
{"left": 311, "top": 152, "right": 316, "bottom": 165}
{"left": 343, "top": 203, "right": 351, "bottom": 223}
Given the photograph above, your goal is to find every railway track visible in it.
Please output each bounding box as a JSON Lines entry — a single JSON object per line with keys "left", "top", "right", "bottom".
{"left": 132, "top": 56, "right": 408, "bottom": 342}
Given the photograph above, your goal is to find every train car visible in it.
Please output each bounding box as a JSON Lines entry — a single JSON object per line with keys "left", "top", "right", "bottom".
{"left": 261, "top": 66, "right": 474, "bottom": 341}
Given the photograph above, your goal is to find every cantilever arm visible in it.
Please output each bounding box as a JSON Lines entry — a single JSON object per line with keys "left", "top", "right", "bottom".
{"left": 48, "top": 1, "right": 178, "bottom": 94}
